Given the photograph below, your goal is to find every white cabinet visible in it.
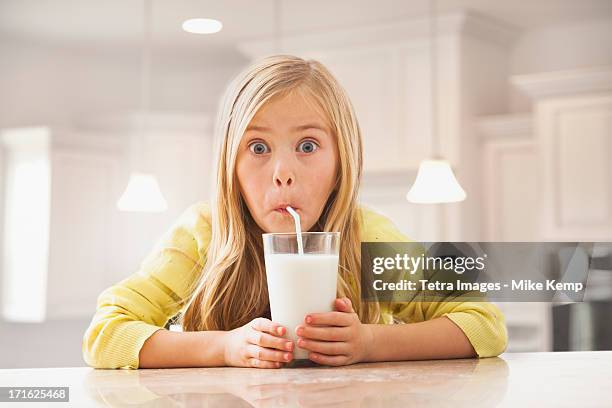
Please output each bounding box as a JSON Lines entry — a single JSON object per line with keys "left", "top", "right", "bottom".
{"left": 479, "top": 115, "right": 551, "bottom": 351}
{"left": 46, "top": 144, "right": 123, "bottom": 318}
{"left": 316, "top": 48, "right": 408, "bottom": 173}
{"left": 479, "top": 115, "right": 538, "bottom": 240}
{"left": 480, "top": 67, "right": 612, "bottom": 352}
{"left": 484, "top": 69, "right": 612, "bottom": 242}
{"left": 512, "top": 66, "right": 612, "bottom": 241}
{"left": 537, "top": 94, "right": 612, "bottom": 240}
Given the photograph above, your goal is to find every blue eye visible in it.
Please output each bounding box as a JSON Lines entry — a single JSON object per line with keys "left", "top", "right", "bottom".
{"left": 297, "top": 140, "right": 318, "bottom": 153}
{"left": 249, "top": 142, "right": 269, "bottom": 155}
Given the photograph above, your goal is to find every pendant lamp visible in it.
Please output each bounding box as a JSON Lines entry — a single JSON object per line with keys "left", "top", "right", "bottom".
{"left": 406, "top": 0, "right": 466, "bottom": 204}
{"left": 117, "top": 0, "right": 167, "bottom": 213}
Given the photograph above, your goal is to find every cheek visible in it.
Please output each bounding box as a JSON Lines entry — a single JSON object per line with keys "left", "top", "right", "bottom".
{"left": 304, "top": 152, "right": 338, "bottom": 198}
{"left": 236, "top": 159, "right": 264, "bottom": 208}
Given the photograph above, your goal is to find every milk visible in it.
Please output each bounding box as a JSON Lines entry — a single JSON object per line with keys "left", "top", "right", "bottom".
{"left": 264, "top": 253, "right": 339, "bottom": 360}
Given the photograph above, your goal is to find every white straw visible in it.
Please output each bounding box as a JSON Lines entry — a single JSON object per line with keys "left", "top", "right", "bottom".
{"left": 286, "top": 206, "right": 304, "bottom": 255}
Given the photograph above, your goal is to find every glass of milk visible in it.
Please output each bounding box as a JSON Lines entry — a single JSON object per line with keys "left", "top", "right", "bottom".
{"left": 262, "top": 231, "right": 340, "bottom": 365}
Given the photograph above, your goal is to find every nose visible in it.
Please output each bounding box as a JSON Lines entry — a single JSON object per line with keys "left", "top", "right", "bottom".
{"left": 272, "top": 156, "right": 295, "bottom": 188}
{"left": 273, "top": 168, "right": 294, "bottom": 187}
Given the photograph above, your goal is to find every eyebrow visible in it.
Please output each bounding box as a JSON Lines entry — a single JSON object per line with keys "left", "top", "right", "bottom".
{"left": 245, "top": 123, "right": 329, "bottom": 133}
{"left": 245, "top": 125, "right": 270, "bottom": 132}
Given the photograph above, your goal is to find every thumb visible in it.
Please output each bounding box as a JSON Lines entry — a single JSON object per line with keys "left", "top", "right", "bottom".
{"left": 335, "top": 297, "right": 354, "bottom": 312}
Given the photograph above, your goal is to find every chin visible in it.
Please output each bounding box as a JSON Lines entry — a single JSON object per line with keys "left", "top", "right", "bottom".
{"left": 270, "top": 223, "right": 297, "bottom": 234}
{"left": 263, "top": 216, "right": 308, "bottom": 234}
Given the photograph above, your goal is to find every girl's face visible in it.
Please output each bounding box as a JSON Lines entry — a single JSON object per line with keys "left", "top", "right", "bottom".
{"left": 236, "top": 89, "right": 339, "bottom": 233}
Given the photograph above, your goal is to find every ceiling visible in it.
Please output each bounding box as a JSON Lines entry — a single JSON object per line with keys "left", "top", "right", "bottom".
{"left": 1, "top": 0, "right": 611, "bottom": 55}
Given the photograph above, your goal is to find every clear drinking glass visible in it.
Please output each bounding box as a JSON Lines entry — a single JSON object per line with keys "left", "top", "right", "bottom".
{"left": 262, "top": 232, "right": 340, "bottom": 365}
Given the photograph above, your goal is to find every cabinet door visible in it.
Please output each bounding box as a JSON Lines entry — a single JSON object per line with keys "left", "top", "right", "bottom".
{"left": 46, "top": 148, "right": 121, "bottom": 319}
{"left": 483, "top": 140, "right": 539, "bottom": 241}
{"left": 312, "top": 48, "right": 404, "bottom": 172}
{"left": 309, "top": 44, "right": 441, "bottom": 173}
{"left": 538, "top": 94, "right": 612, "bottom": 240}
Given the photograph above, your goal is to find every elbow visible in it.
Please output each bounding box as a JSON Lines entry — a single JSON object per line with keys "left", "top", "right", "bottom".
{"left": 81, "top": 320, "right": 142, "bottom": 370}
{"left": 494, "top": 324, "right": 509, "bottom": 356}
{"left": 480, "top": 303, "right": 509, "bottom": 358}
{"left": 491, "top": 310, "right": 509, "bottom": 357}
{"left": 82, "top": 349, "right": 134, "bottom": 370}
{"left": 82, "top": 332, "right": 106, "bottom": 369}
{"left": 82, "top": 351, "right": 104, "bottom": 369}
{"left": 82, "top": 325, "right": 116, "bottom": 369}
{"left": 478, "top": 321, "right": 508, "bottom": 358}
{"left": 82, "top": 340, "right": 124, "bottom": 369}
{"left": 486, "top": 337, "right": 508, "bottom": 358}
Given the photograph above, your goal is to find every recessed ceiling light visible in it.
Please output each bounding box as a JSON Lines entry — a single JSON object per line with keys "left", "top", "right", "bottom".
{"left": 182, "top": 18, "right": 223, "bottom": 34}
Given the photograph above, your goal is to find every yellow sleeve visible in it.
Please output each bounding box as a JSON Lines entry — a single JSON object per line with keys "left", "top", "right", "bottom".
{"left": 391, "top": 299, "right": 508, "bottom": 358}
{"left": 82, "top": 202, "right": 212, "bottom": 369}
{"left": 361, "top": 206, "right": 508, "bottom": 358}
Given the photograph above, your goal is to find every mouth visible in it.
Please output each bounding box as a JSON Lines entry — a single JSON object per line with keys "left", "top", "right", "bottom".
{"left": 273, "top": 205, "right": 300, "bottom": 216}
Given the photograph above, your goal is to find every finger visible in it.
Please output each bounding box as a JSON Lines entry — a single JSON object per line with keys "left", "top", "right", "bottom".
{"left": 334, "top": 297, "right": 354, "bottom": 313}
{"left": 297, "top": 338, "right": 349, "bottom": 356}
{"left": 246, "top": 344, "right": 293, "bottom": 363}
{"left": 295, "top": 324, "right": 350, "bottom": 341}
{"left": 308, "top": 352, "right": 350, "bottom": 367}
{"left": 247, "top": 358, "right": 282, "bottom": 369}
{"left": 305, "top": 311, "right": 353, "bottom": 326}
{"left": 251, "top": 317, "right": 286, "bottom": 336}
{"left": 247, "top": 329, "right": 294, "bottom": 352}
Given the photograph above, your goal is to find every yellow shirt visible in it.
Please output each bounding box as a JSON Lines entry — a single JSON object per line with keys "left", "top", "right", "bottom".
{"left": 82, "top": 202, "right": 507, "bottom": 369}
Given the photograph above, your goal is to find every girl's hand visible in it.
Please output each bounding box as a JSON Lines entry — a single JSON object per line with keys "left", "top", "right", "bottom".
{"left": 223, "top": 317, "right": 294, "bottom": 368}
{"left": 295, "top": 297, "right": 373, "bottom": 366}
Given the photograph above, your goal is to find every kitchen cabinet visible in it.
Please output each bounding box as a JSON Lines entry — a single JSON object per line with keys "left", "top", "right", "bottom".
{"left": 512, "top": 67, "right": 612, "bottom": 241}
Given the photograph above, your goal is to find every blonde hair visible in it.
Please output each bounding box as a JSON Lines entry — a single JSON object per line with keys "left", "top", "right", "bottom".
{"left": 182, "top": 55, "right": 380, "bottom": 331}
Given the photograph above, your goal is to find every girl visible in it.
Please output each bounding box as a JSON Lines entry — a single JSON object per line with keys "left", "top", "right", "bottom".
{"left": 83, "top": 55, "right": 507, "bottom": 369}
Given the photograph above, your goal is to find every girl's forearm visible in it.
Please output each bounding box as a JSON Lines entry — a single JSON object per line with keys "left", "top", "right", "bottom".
{"left": 364, "top": 316, "right": 476, "bottom": 362}
{"left": 139, "top": 329, "right": 227, "bottom": 368}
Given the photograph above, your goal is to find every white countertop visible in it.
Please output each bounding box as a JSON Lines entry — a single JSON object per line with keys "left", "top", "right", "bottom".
{"left": 0, "top": 351, "right": 610, "bottom": 407}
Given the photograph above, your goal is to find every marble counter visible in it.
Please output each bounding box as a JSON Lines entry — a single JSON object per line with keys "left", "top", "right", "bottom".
{"left": 0, "top": 351, "right": 610, "bottom": 407}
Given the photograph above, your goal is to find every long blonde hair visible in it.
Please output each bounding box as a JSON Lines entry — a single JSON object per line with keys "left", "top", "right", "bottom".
{"left": 182, "top": 55, "right": 380, "bottom": 331}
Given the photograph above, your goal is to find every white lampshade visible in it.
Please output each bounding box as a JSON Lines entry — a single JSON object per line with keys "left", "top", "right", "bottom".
{"left": 406, "top": 159, "right": 467, "bottom": 204}
{"left": 117, "top": 173, "right": 168, "bottom": 212}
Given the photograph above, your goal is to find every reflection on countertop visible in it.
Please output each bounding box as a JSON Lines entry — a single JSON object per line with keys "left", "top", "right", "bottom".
{"left": 2, "top": 351, "right": 611, "bottom": 407}
{"left": 84, "top": 357, "right": 507, "bottom": 407}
